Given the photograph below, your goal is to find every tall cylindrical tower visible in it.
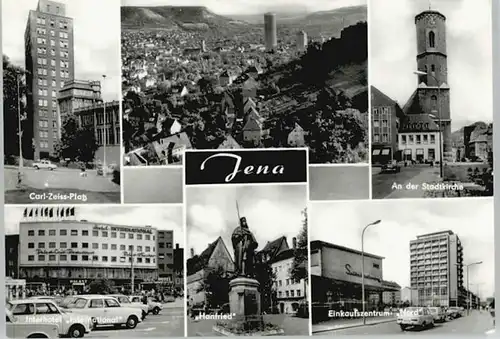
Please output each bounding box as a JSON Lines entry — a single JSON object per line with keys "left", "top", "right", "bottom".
{"left": 264, "top": 13, "right": 277, "bottom": 52}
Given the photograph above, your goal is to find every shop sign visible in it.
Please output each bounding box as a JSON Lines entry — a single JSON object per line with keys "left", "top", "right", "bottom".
{"left": 36, "top": 249, "right": 95, "bottom": 255}
{"left": 123, "top": 251, "right": 156, "bottom": 258}
{"left": 345, "top": 264, "right": 381, "bottom": 283}
{"left": 93, "top": 225, "right": 153, "bottom": 234}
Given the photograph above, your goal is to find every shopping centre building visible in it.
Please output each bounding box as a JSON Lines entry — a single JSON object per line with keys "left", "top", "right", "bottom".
{"left": 17, "top": 207, "right": 159, "bottom": 291}
{"left": 310, "top": 240, "right": 400, "bottom": 321}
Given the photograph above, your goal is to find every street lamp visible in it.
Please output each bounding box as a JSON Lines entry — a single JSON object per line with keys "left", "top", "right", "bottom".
{"left": 465, "top": 261, "right": 483, "bottom": 316}
{"left": 102, "top": 75, "right": 107, "bottom": 175}
{"left": 361, "top": 219, "right": 382, "bottom": 325}
{"left": 413, "top": 70, "right": 443, "bottom": 178}
{"left": 16, "top": 72, "right": 24, "bottom": 185}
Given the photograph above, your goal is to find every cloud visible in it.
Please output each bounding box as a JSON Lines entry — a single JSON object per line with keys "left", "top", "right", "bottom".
{"left": 370, "top": 0, "right": 492, "bottom": 131}
{"left": 310, "top": 198, "right": 495, "bottom": 299}
{"left": 186, "top": 185, "right": 307, "bottom": 259}
{"left": 2, "top": 0, "right": 121, "bottom": 101}
{"left": 121, "top": 0, "right": 366, "bottom": 15}
{"left": 5, "top": 205, "right": 184, "bottom": 246}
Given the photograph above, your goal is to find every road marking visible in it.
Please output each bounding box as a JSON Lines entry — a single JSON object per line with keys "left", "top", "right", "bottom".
{"left": 142, "top": 327, "right": 156, "bottom": 332}
{"left": 486, "top": 329, "right": 495, "bottom": 335}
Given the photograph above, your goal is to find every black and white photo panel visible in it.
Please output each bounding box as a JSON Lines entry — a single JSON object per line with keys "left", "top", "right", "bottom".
{"left": 184, "top": 148, "right": 310, "bottom": 336}
{"left": 369, "top": 0, "right": 493, "bottom": 200}
{"left": 121, "top": 0, "right": 368, "bottom": 166}
{"left": 3, "top": 0, "right": 122, "bottom": 204}
{"left": 5, "top": 204, "right": 185, "bottom": 337}
{"left": 309, "top": 198, "right": 495, "bottom": 335}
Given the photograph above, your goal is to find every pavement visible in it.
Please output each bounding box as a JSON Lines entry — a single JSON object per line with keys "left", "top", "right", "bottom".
{"left": 313, "top": 311, "right": 495, "bottom": 336}
{"left": 372, "top": 165, "right": 441, "bottom": 199}
{"left": 4, "top": 167, "right": 120, "bottom": 204}
{"left": 309, "top": 165, "right": 370, "bottom": 201}
{"left": 86, "top": 303, "right": 185, "bottom": 338}
{"left": 188, "top": 314, "right": 310, "bottom": 336}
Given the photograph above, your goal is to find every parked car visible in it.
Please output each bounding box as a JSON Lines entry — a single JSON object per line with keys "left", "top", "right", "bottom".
{"left": 7, "top": 299, "right": 93, "bottom": 338}
{"left": 59, "top": 296, "right": 79, "bottom": 309}
{"left": 447, "top": 306, "right": 463, "bottom": 318}
{"left": 31, "top": 296, "right": 63, "bottom": 306}
{"left": 32, "top": 159, "right": 57, "bottom": 170}
{"left": 6, "top": 308, "right": 60, "bottom": 339}
{"left": 397, "top": 307, "right": 434, "bottom": 331}
{"left": 428, "top": 307, "right": 446, "bottom": 323}
{"left": 109, "top": 295, "right": 149, "bottom": 320}
{"left": 66, "top": 295, "right": 142, "bottom": 329}
{"left": 129, "top": 296, "right": 163, "bottom": 315}
{"left": 381, "top": 160, "right": 401, "bottom": 173}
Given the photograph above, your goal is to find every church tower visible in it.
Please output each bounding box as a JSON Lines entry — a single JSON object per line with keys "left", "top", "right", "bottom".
{"left": 414, "top": 9, "right": 453, "bottom": 160}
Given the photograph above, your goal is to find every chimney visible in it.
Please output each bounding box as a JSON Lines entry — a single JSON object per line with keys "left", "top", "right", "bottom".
{"left": 190, "top": 248, "right": 195, "bottom": 258}
{"left": 292, "top": 237, "right": 297, "bottom": 249}
{"left": 176, "top": 243, "right": 179, "bottom": 249}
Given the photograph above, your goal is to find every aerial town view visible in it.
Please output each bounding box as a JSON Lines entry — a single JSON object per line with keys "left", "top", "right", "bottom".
{"left": 120, "top": 0, "right": 368, "bottom": 166}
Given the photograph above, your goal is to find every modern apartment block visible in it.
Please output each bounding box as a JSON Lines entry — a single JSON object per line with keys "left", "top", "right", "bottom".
{"left": 157, "top": 230, "right": 174, "bottom": 282}
{"left": 410, "top": 230, "right": 465, "bottom": 307}
{"left": 25, "top": 0, "right": 74, "bottom": 160}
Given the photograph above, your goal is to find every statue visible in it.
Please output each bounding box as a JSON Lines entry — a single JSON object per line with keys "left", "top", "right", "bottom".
{"left": 231, "top": 217, "right": 258, "bottom": 277}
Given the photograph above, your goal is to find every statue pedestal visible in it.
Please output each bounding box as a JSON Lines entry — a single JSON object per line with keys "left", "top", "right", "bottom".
{"left": 229, "top": 277, "right": 262, "bottom": 330}
{"left": 212, "top": 276, "right": 284, "bottom": 335}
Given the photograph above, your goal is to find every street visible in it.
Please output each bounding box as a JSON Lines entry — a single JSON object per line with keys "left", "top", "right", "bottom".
{"left": 314, "top": 311, "right": 494, "bottom": 336}
{"left": 372, "top": 165, "right": 440, "bottom": 199}
{"left": 188, "top": 314, "right": 310, "bottom": 336}
{"left": 4, "top": 167, "right": 120, "bottom": 204}
{"left": 309, "top": 166, "right": 370, "bottom": 201}
{"left": 87, "top": 303, "right": 185, "bottom": 338}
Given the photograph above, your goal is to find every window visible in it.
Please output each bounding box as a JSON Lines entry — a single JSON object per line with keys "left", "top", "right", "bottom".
{"left": 102, "top": 231, "right": 108, "bottom": 237}
{"left": 93, "top": 243, "right": 98, "bottom": 249}
{"left": 430, "top": 135, "right": 436, "bottom": 144}
{"left": 105, "top": 299, "right": 120, "bottom": 308}
{"left": 82, "top": 230, "right": 89, "bottom": 236}
{"left": 111, "top": 257, "right": 117, "bottom": 262}
{"left": 102, "top": 256, "right": 108, "bottom": 262}
{"left": 120, "top": 245, "right": 125, "bottom": 250}
{"left": 145, "top": 246, "right": 151, "bottom": 252}
{"left": 431, "top": 64, "right": 436, "bottom": 73}
{"left": 373, "top": 134, "right": 380, "bottom": 142}
{"left": 82, "top": 255, "right": 89, "bottom": 261}
{"left": 51, "top": 59, "right": 55, "bottom": 67}
{"left": 28, "top": 255, "right": 35, "bottom": 262}
{"left": 71, "top": 242, "right": 78, "bottom": 248}
{"left": 93, "top": 230, "right": 98, "bottom": 237}
{"left": 89, "top": 299, "right": 104, "bottom": 308}
{"left": 129, "top": 233, "right": 134, "bottom": 239}
{"left": 38, "top": 230, "right": 45, "bottom": 236}
{"left": 49, "top": 255, "right": 56, "bottom": 261}
{"left": 137, "top": 234, "right": 142, "bottom": 240}
{"left": 50, "top": 39, "right": 55, "bottom": 47}
{"left": 60, "top": 242, "right": 67, "bottom": 248}
{"left": 137, "top": 246, "right": 142, "bottom": 251}
{"left": 102, "top": 244, "right": 108, "bottom": 250}
{"left": 120, "top": 233, "right": 125, "bottom": 239}
{"left": 71, "top": 230, "right": 78, "bottom": 236}
{"left": 71, "top": 255, "right": 78, "bottom": 261}
{"left": 60, "top": 255, "right": 67, "bottom": 261}
{"left": 38, "top": 255, "right": 45, "bottom": 261}
{"left": 49, "top": 242, "right": 55, "bottom": 248}
{"left": 431, "top": 95, "right": 437, "bottom": 110}
{"left": 60, "top": 230, "right": 67, "bottom": 236}
{"left": 82, "top": 243, "right": 89, "bottom": 248}
{"left": 429, "top": 31, "right": 435, "bottom": 48}
{"left": 111, "top": 244, "right": 117, "bottom": 250}
{"left": 111, "top": 232, "right": 117, "bottom": 238}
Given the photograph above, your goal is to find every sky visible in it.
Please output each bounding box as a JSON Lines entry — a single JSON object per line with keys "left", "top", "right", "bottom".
{"left": 370, "top": 0, "right": 492, "bottom": 131}
{"left": 2, "top": 0, "right": 121, "bottom": 101}
{"left": 310, "top": 198, "right": 495, "bottom": 299}
{"left": 4, "top": 205, "right": 184, "bottom": 246}
{"left": 121, "top": 0, "right": 366, "bottom": 15}
{"left": 186, "top": 185, "right": 307, "bottom": 259}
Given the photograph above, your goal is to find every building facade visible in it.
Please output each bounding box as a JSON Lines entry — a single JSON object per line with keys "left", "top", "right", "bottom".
{"left": 74, "top": 100, "right": 121, "bottom": 165}
{"left": 296, "top": 31, "right": 307, "bottom": 51}
{"left": 25, "top": 0, "right": 75, "bottom": 160}
{"left": 264, "top": 13, "right": 277, "bottom": 52}
{"left": 186, "top": 237, "right": 235, "bottom": 306}
{"left": 310, "top": 240, "right": 400, "bottom": 320}
{"left": 404, "top": 9, "right": 452, "bottom": 161}
{"left": 157, "top": 230, "right": 174, "bottom": 282}
{"left": 173, "top": 243, "right": 184, "bottom": 292}
{"left": 18, "top": 207, "right": 158, "bottom": 291}
{"left": 6, "top": 235, "right": 20, "bottom": 279}
{"left": 398, "top": 113, "right": 441, "bottom": 162}
{"left": 371, "top": 86, "right": 401, "bottom": 164}
{"left": 270, "top": 238, "right": 309, "bottom": 314}
{"left": 410, "top": 230, "right": 465, "bottom": 307}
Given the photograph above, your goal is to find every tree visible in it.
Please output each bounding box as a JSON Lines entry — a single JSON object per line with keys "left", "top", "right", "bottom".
{"left": 290, "top": 208, "right": 308, "bottom": 283}
{"left": 57, "top": 115, "right": 99, "bottom": 163}
{"left": 88, "top": 279, "right": 114, "bottom": 294}
{"left": 3, "top": 55, "right": 28, "bottom": 160}
{"left": 197, "top": 266, "right": 231, "bottom": 309}
{"left": 254, "top": 259, "right": 276, "bottom": 312}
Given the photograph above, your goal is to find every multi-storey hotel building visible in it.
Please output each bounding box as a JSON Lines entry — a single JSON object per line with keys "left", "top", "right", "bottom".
{"left": 410, "top": 230, "right": 465, "bottom": 307}
{"left": 25, "top": 0, "right": 74, "bottom": 160}
{"left": 18, "top": 207, "right": 158, "bottom": 291}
